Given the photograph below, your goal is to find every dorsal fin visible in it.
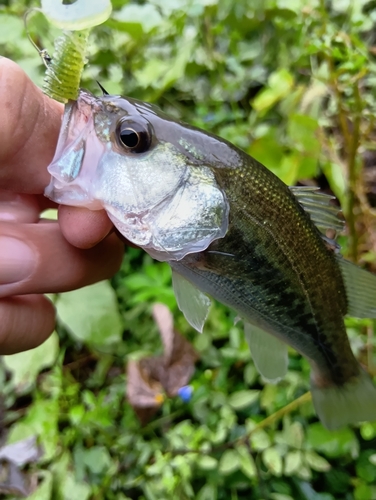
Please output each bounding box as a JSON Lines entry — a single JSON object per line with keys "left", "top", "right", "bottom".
{"left": 289, "top": 186, "right": 345, "bottom": 235}
{"left": 336, "top": 256, "right": 376, "bottom": 318}
{"left": 172, "top": 270, "right": 211, "bottom": 333}
{"left": 244, "top": 322, "right": 288, "bottom": 383}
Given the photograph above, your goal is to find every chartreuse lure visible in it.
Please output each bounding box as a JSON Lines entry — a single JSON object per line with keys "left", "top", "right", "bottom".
{"left": 39, "top": 0, "right": 112, "bottom": 103}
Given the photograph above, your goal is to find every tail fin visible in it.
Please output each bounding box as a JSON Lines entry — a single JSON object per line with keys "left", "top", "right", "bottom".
{"left": 311, "top": 369, "right": 376, "bottom": 430}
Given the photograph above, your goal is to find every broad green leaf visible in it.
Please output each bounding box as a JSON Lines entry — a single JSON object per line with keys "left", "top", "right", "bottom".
{"left": 252, "top": 69, "right": 294, "bottom": 114}
{"left": 307, "top": 423, "right": 359, "bottom": 458}
{"left": 56, "top": 281, "right": 123, "bottom": 348}
{"left": 284, "top": 450, "right": 303, "bottom": 475}
{"left": 282, "top": 421, "right": 304, "bottom": 449}
{"left": 287, "top": 114, "right": 319, "bottom": 154}
{"left": 250, "top": 429, "right": 271, "bottom": 451}
{"left": 3, "top": 332, "right": 59, "bottom": 393}
{"left": 356, "top": 450, "right": 376, "bottom": 483}
{"left": 270, "top": 495, "right": 294, "bottom": 500}
{"left": 296, "top": 465, "right": 312, "bottom": 481}
{"left": 83, "top": 446, "right": 112, "bottom": 475}
{"left": 196, "top": 455, "right": 218, "bottom": 470}
{"left": 262, "top": 447, "right": 283, "bottom": 476}
{"left": 321, "top": 161, "right": 347, "bottom": 208}
{"left": 218, "top": 449, "right": 240, "bottom": 475}
{"left": 304, "top": 450, "right": 331, "bottom": 472}
{"left": 248, "top": 133, "right": 284, "bottom": 178}
{"left": 228, "top": 390, "right": 259, "bottom": 410}
{"left": 237, "top": 445, "right": 257, "bottom": 479}
{"left": 7, "top": 400, "right": 59, "bottom": 462}
{"left": 56, "top": 467, "right": 91, "bottom": 500}
{"left": 197, "top": 484, "right": 218, "bottom": 500}
{"left": 354, "top": 481, "right": 373, "bottom": 500}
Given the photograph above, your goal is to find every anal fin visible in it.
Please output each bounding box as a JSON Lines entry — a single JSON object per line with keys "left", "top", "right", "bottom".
{"left": 336, "top": 256, "right": 376, "bottom": 318}
{"left": 172, "top": 270, "right": 211, "bottom": 333}
{"left": 244, "top": 322, "right": 288, "bottom": 383}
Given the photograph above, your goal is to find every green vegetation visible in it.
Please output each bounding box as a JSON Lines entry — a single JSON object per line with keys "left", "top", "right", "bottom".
{"left": 1, "top": 0, "right": 376, "bottom": 498}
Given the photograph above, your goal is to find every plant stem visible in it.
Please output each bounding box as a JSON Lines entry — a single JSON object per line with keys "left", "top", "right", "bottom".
{"left": 347, "top": 83, "right": 362, "bottom": 262}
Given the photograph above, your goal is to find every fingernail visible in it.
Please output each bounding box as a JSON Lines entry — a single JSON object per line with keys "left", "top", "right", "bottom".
{"left": 0, "top": 237, "right": 35, "bottom": 284}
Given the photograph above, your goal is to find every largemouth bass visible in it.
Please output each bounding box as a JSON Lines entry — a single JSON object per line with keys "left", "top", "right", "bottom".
{"left": 45, "top": 89, "right": 376, "bottom": 430}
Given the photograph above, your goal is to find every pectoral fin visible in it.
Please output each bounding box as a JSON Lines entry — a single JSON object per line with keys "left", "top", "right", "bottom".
{"left": 336, "top": 256, "right": 376, "bottom": 318}
{"left": 172, "top": 270, "right": 211, "bottom": 333}
{"left": 244, "top": 322, "right": 288, "bottom": 383}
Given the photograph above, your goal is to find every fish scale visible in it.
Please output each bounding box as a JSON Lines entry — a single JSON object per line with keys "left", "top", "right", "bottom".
{"left": 209, "top": 161, "right": 355, "bottom": 382}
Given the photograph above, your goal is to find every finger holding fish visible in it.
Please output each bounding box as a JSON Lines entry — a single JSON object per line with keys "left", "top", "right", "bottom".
{"left": 0, "top": 58, "right": 125, "bottom": 355}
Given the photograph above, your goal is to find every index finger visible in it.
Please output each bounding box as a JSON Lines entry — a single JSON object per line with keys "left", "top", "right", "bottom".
{"left": 0, "top": 57, "right": 63, "bottom": 194}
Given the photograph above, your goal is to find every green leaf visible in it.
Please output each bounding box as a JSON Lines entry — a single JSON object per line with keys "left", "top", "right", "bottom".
{"left": 56, "top": 281, "right": 123, "bottom": 348}
{"left": 3, "top": 332, "right": 59, "bottom": 393}
{"left": 219, "top": 449, "right": 240, "bottom": 475}
{"left": 321, "top": 161, "right": 347, "bottom": 208}
{"left": 237, "top": 445, "right": 257, "bottom": 478}
{"left": 252, "top": 69, "right": 294, "bottom": 114}
{"left": 63, "top": 475, "right": 92, "bottom": 500}
{"left": 287, "top": 114, "right": 319, "bottom": 153}
{"left": 354, "top": 481, "right": 373, "bottom": 500}
{"left": 196, "top": 455, "right": 218, "bottom": 471}
{"left": 270, "top": 495, "right": 294, "bottom": 500}
{"left": 284, "top": 450, "right": 303, "bottom": 475}
{"left": 262, "top": 447, "right": 283, "bottom": 476}
{"left": 304, "top": 450, "right": 331, "bottom": 472}
{"left": 356, "top": 451, "right": 376, "bottom": 483}
{"left": 228, "top": 390, "right": 259, "bottom": 410}
{"left": 306, "top": 423, "right": 359, "bottom": 458}
{"left": 7, "top": 400, "right": 59, "bottom": 462}
{"left": 83, "top": 446, "right": 112, "bottom": 475}
{"left": 248, "top": 133, "right": 285, "bottom": 176}
{"left": 282, "top": 421, "right": 304, "bottom": 449}
{"left": 360, "top": 421, "right": 376, "bottom": 441}
{"left": 197, "top": 484, "right": 218, "bottom": 500}
{"left": 250, "top": 429, "right": 271, "bottom": 451}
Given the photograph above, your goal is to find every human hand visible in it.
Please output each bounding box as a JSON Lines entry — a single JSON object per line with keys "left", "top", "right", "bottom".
{"left": 0, "top": 58, "right": 124, "bottom": 354}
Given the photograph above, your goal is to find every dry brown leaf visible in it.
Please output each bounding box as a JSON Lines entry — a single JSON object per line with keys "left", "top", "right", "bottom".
{"left": 126, "top": 303, "right": 199, "bottom": 424}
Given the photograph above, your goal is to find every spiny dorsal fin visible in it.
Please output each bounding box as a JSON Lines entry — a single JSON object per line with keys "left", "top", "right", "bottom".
{"left": 172, "top": 270, "right": 211, "bottom": 333}
{"left": 336, "top": 256, "right": 376, "bottom": 318}
{"left": 289, "top": 186, "right": 345, "bottom": 235}
{"left": 244, "top": 322, "right": 288, "bottom": 383}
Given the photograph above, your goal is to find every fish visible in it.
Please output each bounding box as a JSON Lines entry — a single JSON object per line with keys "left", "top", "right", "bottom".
{"left": 45, "top": 89, "right": 376, "bottom": 430}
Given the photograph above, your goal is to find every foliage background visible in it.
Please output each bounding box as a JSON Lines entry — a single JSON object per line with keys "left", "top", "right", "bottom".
{"left": 1, "top": 0, "right": 376, "bottom": 499}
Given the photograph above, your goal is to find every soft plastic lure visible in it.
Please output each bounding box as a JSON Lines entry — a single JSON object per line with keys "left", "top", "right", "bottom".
{"left": 39, "top": 0, "right": 112, "bottom": 103}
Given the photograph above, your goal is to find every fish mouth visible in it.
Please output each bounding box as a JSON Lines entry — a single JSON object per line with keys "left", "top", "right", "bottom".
{"left": 44, "top": 90, "right": 104, "bottom": 209}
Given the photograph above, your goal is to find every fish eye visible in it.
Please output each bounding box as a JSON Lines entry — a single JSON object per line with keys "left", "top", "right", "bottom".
{"left": 116, "top": 117, "right": 151, "bottom": 153}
